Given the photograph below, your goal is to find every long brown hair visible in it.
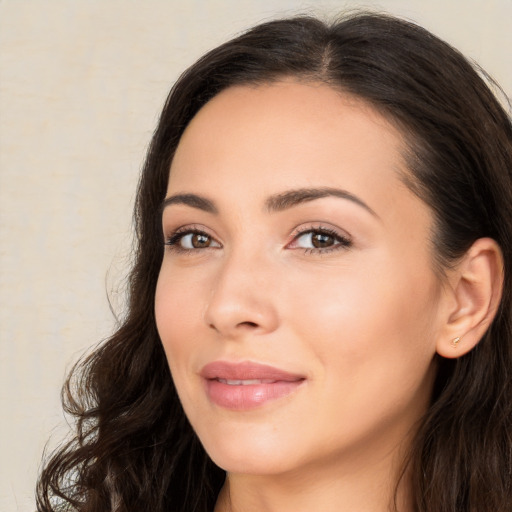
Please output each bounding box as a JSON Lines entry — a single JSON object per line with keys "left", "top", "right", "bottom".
{"left": 37, "top": 12, "right": 512, "bottom": 512}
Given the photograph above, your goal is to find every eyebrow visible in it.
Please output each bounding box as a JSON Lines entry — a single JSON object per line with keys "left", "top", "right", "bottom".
{"left": 161, "top": 193, "right": 218, "bottom": 214}
{"left": 161, "top": 187, "right": 377, "bottom": 217}
{"left": 265, "top": 187, "right": 377, "bottom": 216}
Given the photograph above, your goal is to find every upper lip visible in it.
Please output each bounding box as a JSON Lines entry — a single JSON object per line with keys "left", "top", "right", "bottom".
{"left": 200, "top": 361, "right": 305, "bottom": 382}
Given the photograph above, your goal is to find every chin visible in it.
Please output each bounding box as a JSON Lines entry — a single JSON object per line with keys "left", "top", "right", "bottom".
{"left": 208, "top": 448, "right": 294, "bottom": 476}
{"left": 195, "top": 421, "right": 298, "bottom": 476}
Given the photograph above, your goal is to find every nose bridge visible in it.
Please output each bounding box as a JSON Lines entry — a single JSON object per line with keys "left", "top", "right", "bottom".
{"left": 204, "top": 242, "right": 279, "bottom": 336}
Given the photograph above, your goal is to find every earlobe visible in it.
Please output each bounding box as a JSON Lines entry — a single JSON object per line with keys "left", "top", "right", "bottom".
{"left": 436, "top": 238, "right": 504, "bottom": 359}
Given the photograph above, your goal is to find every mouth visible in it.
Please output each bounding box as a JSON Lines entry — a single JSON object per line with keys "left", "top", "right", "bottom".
{"left": 200, "top": 361, "right": 306, "bottom": 411}
{"left": 217, "top": 378, "right": 279, "bottom": 385}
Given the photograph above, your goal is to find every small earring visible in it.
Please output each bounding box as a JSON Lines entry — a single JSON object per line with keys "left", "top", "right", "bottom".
{"left": 451, "top": 336, "right": 461, "bottom": 348}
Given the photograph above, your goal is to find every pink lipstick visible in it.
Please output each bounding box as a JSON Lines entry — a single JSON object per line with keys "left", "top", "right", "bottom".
{"left": 200, "top": 361, "right": 305, "bottom": 410}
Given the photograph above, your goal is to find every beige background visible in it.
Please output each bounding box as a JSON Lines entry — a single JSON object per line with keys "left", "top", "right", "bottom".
{"left": 0, "top": 1, "right": 510, "bottom": 510}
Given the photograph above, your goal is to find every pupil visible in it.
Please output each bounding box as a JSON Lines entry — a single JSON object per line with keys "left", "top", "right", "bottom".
{"left": 312, "top": 233, "right": 333, "bottom": 248}
{"left": 192, "top": 234, "right": 210, "bottom": 248}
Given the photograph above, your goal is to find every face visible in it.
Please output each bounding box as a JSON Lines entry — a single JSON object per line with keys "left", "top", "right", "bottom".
{"left": 155, "top": 81, "right": 445, "bottom": 478}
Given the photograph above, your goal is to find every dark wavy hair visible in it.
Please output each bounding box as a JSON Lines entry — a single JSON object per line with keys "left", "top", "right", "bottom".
{"left": 37, "top": 11, "right": 512, "bottom": 512}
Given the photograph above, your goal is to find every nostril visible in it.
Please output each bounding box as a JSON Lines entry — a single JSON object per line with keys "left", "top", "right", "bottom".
{"left": 208, "top": 320, "right": 259, "bottom": 333}
{"left": 239, "top": 321, "right": 258, "bottom": 328}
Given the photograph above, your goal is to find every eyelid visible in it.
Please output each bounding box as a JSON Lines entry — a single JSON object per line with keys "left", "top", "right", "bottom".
{"left": 164, "top": 224, "right": 222, "bottom": 252}
{"left": 286, "top": 224, "right": 353, "bottom": 252}
{"left": 163, "top": 223, "right": 218, "bottom": 239}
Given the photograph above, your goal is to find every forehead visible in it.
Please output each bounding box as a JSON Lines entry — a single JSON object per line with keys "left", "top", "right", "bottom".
{"left": 168, "top": 81, "right": 412, "bottom": 211}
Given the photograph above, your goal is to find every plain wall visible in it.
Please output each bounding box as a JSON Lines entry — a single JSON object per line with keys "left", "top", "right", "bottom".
{"left": 1, "top": 1, "right": 510, "bottom": 510}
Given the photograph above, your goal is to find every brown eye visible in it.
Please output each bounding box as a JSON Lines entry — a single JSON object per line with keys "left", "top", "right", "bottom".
{"left": 311, "top": 232, "right": 335, "bottom": 248}
{"left": 290, "top": 228, "right": 352, "bottom": 252}
{"left": 182, "top": 232, "right": 213, "bottom": 249}
{"left": 191, "top": 233, "right": 211, "bottom": 248}
{"left": 165, "top": 230, "right": 221, "bottom": 251}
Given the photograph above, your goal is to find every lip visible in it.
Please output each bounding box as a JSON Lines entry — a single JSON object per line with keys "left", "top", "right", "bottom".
{"left": 200, "top": 361, "right": 306, "bottom": 411}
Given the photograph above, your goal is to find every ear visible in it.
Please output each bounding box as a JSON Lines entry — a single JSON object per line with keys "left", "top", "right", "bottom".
{"left": 436, "top": 238, "right": 504, "bottom": 359}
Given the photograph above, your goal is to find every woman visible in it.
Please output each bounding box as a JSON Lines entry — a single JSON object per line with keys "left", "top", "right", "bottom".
{"left": 37, "top": 11, "right": 512, "bottom": 512}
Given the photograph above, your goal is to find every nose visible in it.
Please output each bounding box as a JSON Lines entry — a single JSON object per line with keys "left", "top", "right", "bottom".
{"left": 203, "top": 251, "right": 279, "bottom": 338}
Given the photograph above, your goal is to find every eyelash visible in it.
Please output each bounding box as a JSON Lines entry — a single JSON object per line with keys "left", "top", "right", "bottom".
{"left": 164, "top": 225, "right": 352, "bottom": 255}
{"left": 164, "top": 226, "right": 218, "bottom": 253}
{"left": 289, "top": 225, "right": 352, "bottom": 254}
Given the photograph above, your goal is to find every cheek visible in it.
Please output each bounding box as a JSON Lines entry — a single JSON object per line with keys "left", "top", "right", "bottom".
{"left": 155, "top": 269, "right": 213, "bottom": 421}
{"left": 288, "top": 263, "right": 439, "bottom": 438}
{"left": 154, "top": 271, "right": 202, "bottom": 369}
{"left": 285, "top": 256, "right": 439, "bottom": 383}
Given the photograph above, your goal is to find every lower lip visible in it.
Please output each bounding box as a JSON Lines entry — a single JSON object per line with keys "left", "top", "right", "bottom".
{"left": 204, "top": 379, "right": 305, "bottom": 410}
